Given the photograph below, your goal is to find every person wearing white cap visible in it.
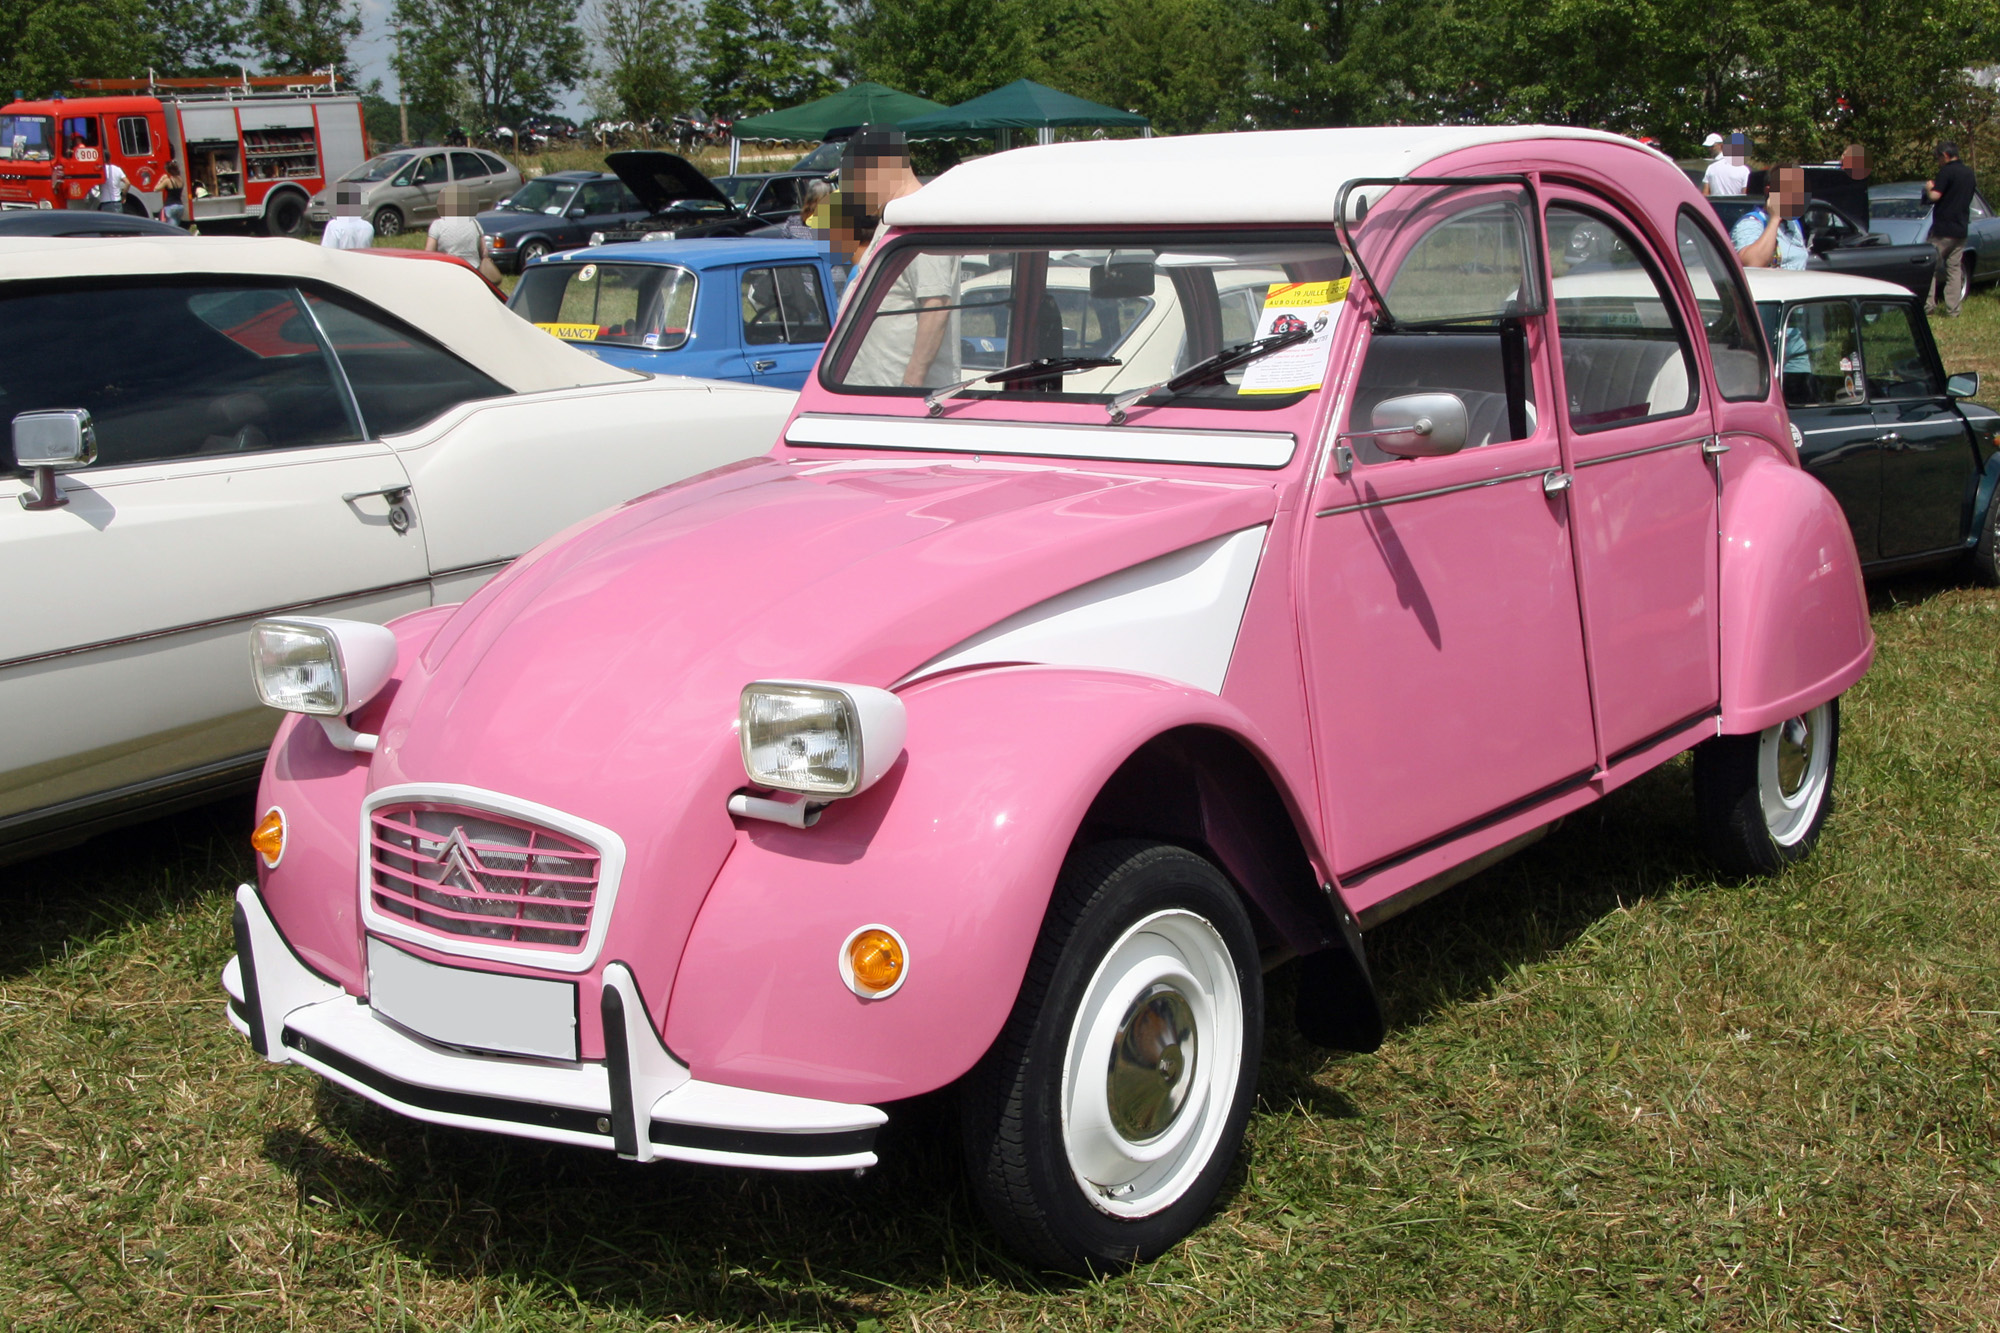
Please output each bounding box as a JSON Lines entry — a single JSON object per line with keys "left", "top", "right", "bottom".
{"left": 1703, "top": 132, "right": 1750, "bottom": 196}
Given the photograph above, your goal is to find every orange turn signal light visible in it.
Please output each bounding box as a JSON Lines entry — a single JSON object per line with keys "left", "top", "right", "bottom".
{"left": 843, "top": 926, "right": 907, "bottom": 997}
{"left": 251, "top": 807, "right": 286, "bottom": 868}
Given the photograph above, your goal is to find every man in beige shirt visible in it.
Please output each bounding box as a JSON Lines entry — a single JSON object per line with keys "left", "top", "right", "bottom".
{"left": 836, "top": 126, "right": 958, "bottom": 388}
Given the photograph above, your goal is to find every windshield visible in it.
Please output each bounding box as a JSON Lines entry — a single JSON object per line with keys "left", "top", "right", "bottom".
{"left": 503, "top": 178, "right": 578, "bottom": 214}
{"left": 1870, "top": 197, "right": 1931, "bottom": 220}
{"left": 794, "top": 142, "right": 844, "bottom": 173}
{"left": 823, "top": 234, "right": 1349, "bottom": 412}
{"left": 342, "top": 152, "right": 416, "bottom": 183}
{"left": 0, "top": 115, "right": 53, "bottom": 161}
{"left": 509, "top": 261, "right": 696, "bottom": 350}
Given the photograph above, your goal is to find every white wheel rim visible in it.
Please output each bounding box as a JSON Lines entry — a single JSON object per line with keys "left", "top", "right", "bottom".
{"left": 1758, "top": 702, "right": 1832, "bottom": 846}
{"left": 1060, "top": 909, "right": 1244, "bottom": 1219}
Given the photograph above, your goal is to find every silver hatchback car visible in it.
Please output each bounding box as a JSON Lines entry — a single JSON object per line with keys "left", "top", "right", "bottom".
{"left": 306, "top": 147, "right": 523, "bottom": 237}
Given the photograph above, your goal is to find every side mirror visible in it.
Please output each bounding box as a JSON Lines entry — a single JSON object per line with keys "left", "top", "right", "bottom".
{"left": 1089, "top": 256, "right": 1155, "bottom": 300}
{"left": 1947, "top": 370, "right": 1979, "bottom": 399}
{"left": 566, "top": 206, "right": 587, "bottom": 219}
{"left": 14, "top": 408, "right": 96, "bottom": 511}
{"left": 1353, "top": 392, "right": 1469, "bottom": 458}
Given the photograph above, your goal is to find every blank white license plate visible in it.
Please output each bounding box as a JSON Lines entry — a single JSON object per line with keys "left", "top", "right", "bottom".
{"left": 367, "top": 938, "right": 578, "bottom": 1061}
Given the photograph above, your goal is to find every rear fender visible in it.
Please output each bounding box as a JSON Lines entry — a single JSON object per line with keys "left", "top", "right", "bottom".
{"left": 662, "top": 665, "right": 1331, "bottom": 1105}
{"left": 1719, "top": 456, "right": 1873, "bottom": 734}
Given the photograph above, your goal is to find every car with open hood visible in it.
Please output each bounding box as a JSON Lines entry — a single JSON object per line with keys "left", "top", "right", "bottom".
{"left": 1707, "top": 194, "right": 1938, "bottom": 294}
{"left": 475, "top": 170, "right": 647, "bottom": 273}
{"left": 585, "top": 150, "right": 787, "bottom": 246}
{"left": 224, "top": 126, "right": 1874, "bottom": 1274}
{"left": 0, "top": 234, "right": 791, "bottom": 863}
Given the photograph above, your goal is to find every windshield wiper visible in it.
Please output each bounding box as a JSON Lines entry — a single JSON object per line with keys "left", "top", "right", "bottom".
{"left": 925, "top": 356, "right": 1122, "bottom": 416}
{"left": 1106, "top": 326, "right": 1314, "bottom": 424}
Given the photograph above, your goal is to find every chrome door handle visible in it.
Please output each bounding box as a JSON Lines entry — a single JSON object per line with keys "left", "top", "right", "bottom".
{"left": 342, "top": 484, "right": 411, "bottom": 504}
{"left": 752, "top": 359, "right": 777, "bottom": 372}
{"left": 1702, "top": 436, "right": 1731, "bottom": 456}
{"left": 1879, "top": 432, "right": 1904, "bottom": 449}
{"left": 1542, "top": 470, "right": 1572, "bottom": 495}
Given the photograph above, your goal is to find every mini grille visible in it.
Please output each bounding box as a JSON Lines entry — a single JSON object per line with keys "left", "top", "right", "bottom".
{"left": 368, "top": 804, "right": 600, "bottom": 951}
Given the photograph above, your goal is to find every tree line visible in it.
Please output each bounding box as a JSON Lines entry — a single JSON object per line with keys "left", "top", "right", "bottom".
{"left": 6, "top": 0, "right": 1999, "bottom": 177}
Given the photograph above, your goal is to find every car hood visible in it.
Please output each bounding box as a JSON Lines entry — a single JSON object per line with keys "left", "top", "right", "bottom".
{"left": 373, "top": 453, "right": 1274, "bottom": 829}
{"left": 605, "top": 150, "right": 735, "bottom": 216}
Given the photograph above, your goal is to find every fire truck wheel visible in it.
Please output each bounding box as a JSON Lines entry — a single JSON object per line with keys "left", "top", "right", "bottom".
{"left": 262, "top": 192, "right": 307, "bottom": 237}
{"left": 372, "top": 206, "right": 404, "bottom": 238}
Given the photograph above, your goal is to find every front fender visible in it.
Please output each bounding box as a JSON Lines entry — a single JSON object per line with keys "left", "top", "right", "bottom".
{"left": 662, "top": 665, "right": 1289, "bottom": 1105}
{"left": 1719, "top": 456, "right": 1873, "bottom": 734}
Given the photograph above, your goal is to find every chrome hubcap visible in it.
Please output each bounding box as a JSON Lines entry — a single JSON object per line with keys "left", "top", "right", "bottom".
{"left": 1776, "top": 714, "right": 1814, "bottom": 799}
{"left": 1105, "top": 983, "right": 1198, "bottom": 1143}
{"left": 1757, "top": 702, "right": 1832, "bottom": 847}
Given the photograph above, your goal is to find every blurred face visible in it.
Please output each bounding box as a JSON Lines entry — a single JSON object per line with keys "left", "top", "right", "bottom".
{"left": 1842, "top": 145, "right": 1870, "bottom": 179}
{"left": 335, "top": 188, "right": 362, "bottom": 217}
{"left": 1771, "top": 168, "right": 1807, "bottom": 219}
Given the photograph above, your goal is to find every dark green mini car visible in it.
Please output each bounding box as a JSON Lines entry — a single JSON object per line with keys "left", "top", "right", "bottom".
{"left": 1750, "top": 268, "right": 2000, "bottom": 580}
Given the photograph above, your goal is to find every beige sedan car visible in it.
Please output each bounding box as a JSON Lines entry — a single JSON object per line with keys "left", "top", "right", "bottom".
{"left": 306, "top": 147, "right": 522, "bottom": 237}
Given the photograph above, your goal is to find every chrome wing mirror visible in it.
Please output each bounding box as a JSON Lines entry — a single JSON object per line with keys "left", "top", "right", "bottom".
{"left": 14, "top": 409, "right": 96, "bottom": 511}
{"left": 1341, "top": 392, "right": 1469, "bottom": 459}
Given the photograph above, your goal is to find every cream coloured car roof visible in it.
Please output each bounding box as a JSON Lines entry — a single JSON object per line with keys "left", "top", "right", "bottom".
{"left": 887, "top": 126, "right": 1666, "bottom": 229}
{"left": 0, "top": 235, "right": 641, "bottom": 393}
{"left": 1742, "top": 267, "right": 1908, "bottom": 303}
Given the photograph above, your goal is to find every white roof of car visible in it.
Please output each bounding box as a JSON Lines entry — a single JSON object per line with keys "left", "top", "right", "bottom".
{"left": 0, "top": 235, "right": 640, "bottom": 393}
{"left": 888, "top": 125, "right": 1669, "bottom": 228}
{"left": 1743, "top": 267, "right": 1910, "bottom": 303}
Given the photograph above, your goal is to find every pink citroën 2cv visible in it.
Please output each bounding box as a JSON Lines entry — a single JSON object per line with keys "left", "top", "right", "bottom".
{"left": 225, "top": 126, "right": 1872, "bottom": 1273}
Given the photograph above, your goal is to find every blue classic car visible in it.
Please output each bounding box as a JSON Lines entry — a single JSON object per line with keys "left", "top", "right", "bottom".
{"left": 508, "top": 238, "right": 847, "bottom": 389}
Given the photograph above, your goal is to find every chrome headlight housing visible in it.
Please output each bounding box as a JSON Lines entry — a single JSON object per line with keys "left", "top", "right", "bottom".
{"left": 250, "top": 617, "right": 397, "bottom": 717}
{"left": 641, "top": 229, "right": 675, "bottom": 242}
{"left": 739, "top": 681, "right": 907, "bottom": 798}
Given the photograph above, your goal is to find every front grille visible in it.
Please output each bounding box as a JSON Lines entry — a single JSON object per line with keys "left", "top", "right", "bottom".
{"left": 368, "top": 803, "right": 601, "bottom": 951}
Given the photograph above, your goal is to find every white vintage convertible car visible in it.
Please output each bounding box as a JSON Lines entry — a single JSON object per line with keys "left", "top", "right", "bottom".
{"left": 0, "top": 236, "right": 792, "bottom": 860}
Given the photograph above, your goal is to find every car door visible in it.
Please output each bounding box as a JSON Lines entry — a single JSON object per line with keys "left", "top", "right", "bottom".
{"left": 1859, "top": 299, "right": 1980, "bottom": 559}
{"left": 1541, "top": 196, "right": 1721, "bottom": 756}
{"left": 1805, "top": 201, "right": 1938, "bottom": 295}
{"left": 1968, "top": 192, "right": 2000, "bottom": 281}
{"left": 449, "top": 150, "right": 502, "bottom": 209}
{"left": 738, "top": 262, "right": 832, "bottom": 388}
{"left": 405, "top": 152, "right": 446, "bottom": 225}
{"left": 0, "top": 282, "right": 427, "bottom": 831}
{"left": 575, "top": 179, "right": 641, "bottom": 248}
{"left": 1303, "top": 185, "right": 1598, "bottom": 880}
{"left": 1775, "top": 297, "right": 1881, "bottom": 561}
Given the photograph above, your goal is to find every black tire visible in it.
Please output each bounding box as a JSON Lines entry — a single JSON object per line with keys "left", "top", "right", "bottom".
{"left": 1693, "top": 699, "right": 1840, "bottom": 876}
{"left": 262, "top": 191, "right": 306, "bottom": 237}
{"left": 371, "top": 206, "right": 404, "bottom": 238}
{"left": 960, "top": 840, "right": 1263, "bottom": 1275}
{"left": 1971, "top": 485, "right": 2000, "bottom": 586}
{"left": 518, "top": 237, "right": 550, "bottom": 266}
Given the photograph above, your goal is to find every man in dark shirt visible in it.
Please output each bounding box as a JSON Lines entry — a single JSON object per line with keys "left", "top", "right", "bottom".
{"left": 1926, "top": 141, "right": 1977, "bottom": 316}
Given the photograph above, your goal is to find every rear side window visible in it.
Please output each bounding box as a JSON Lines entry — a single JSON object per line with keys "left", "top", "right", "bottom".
{"left": 0, "top": 283, "right": 359, "bottom": 469}
{"left": 1858, "top": 302, "right": 1941, "bottom": 399}
{"left": 741, "top": 265, "right": 830, "bottom": 345}
{"left": 304, "top": 290, "right": 509, "bottom": 434}
{"left": 1545, "top": 204, "right": 1697, "bottom": 430}
{"left": 1676, "top": 212, "right": 1771, "bottom": 401}
{"left": 116, "top": 116, "right": 151, "bottom": 157}
{"left": 450, "top": 150, "right": 489, "bottom": 180}
{"left": 478, "top": 152, "right": 510, "bottom": 175}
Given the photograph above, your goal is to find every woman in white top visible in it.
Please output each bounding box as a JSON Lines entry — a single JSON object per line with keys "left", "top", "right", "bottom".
{"left": 426, "top": 184, "right": 483, "bottom": 265}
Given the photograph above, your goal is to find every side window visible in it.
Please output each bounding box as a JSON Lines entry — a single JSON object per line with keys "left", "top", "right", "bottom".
{"left": 116, "top": 116, "right": 151, "bottom": 157}
{"left": 1676, "top": 211, "right": 1770, "bottom": 402}
{"left": 1350, "top": 193, "right": 1539, "bottom": 460}
{"left": 576, "top": 181, "right": 623, "bottom": 215}
{"left": 1778, "top": 301, "right": 1863, "bottom": 406}
{"left": 449, "top": 150, "right": 489, "bottom": 180}
{"left": 61, "top": 115, "right": 101, "bottom": 160}
{"left": 742, "top": 266, "right": 830, "bottom": 345}
{"left": 760, "top": 177, "right": 801, "bottom": 214}
{"left": 1974, "top": 193, "right": 1993, "bottom": 222}
{"left": 1858, "top": 302, "right": 1941, "bottom": 400}
{"left": 478, "top": 152, "right": 510, "bottom": 175}
{"left": 412, "top": 155, "right": 444, "bottom": 186}
{"left": 0, "top": 284, "right": 358, "bottom": 469}
{"left": 1545, "top": 205, "right": 1696, "bottom": 430}
{"left": 304, "top": 290, "right": 510, "bottom": 435}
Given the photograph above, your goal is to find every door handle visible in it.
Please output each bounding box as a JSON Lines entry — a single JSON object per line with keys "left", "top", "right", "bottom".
{"left": 1878, "top": 432, "right": 1904, "bottom": 450}
{"left": 1702, "top": 436, "right": 1731, "bottom": 456}
{"left": 342, "top": 484, "right": 413, "bottom": 534}
{"left": 1541, "top": 470, "right": 1572, "bottom": 495}
{"left": 752, "top": 359, "right": 777, "bottom": 372}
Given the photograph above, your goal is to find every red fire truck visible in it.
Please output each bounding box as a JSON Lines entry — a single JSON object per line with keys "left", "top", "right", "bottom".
{"left": 0, "top": 74, "right": 367, "bottom": 235}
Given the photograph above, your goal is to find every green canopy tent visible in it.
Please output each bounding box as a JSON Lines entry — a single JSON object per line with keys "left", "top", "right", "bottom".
{"left": 897, "top": 79, "right": 1151, "bottom": 149}
{"left": 727, "top": 82, "right": 948, "bottom": 171}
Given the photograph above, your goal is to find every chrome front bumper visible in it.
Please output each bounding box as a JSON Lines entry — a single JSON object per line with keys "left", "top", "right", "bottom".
{"left": 225, "top": 884, "right": 884, "bottom": 1171}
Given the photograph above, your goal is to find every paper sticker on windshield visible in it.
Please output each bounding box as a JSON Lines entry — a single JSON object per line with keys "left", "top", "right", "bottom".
{"left": 1238, "top": 278, "right": 1349, "bottom": 395}
{"left": 537, "top": 322, "right": 599, "bottom": 341}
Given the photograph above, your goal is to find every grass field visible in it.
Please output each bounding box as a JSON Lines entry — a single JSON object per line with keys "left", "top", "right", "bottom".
{"left": 2, "top": 297, "right": 1997, "bottom": 1332}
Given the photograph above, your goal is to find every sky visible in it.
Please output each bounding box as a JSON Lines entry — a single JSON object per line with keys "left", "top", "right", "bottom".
{"left": 345, "top": 0, "right": 593, "bottom": 122}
